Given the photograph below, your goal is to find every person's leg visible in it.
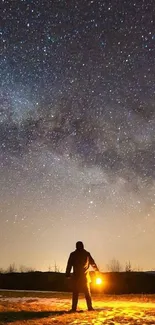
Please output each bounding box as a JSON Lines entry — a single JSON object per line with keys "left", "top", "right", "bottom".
{"left": 84, "top": 282, "right": 93, "bottom": 310}
{"left": 72, "top": 282, "right": 79, "bottom": 311}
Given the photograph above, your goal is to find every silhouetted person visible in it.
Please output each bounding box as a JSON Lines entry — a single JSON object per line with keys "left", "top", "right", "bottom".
{"left": 66, "top": 241, "right": 99, "bottom": 312}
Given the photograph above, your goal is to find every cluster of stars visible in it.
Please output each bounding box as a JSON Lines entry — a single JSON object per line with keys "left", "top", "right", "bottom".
{"left": 0, "top": 0, "right": 155, "bottom": 270}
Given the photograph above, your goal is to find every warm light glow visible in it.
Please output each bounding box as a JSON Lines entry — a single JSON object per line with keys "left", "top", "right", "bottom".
{"left": 96, "top": 277, "right": 102, "bottom": 285}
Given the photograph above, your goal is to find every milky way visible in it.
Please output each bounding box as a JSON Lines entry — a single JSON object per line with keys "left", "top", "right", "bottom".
{"left": 0, "top": 0, "right": 155, "bottom": 271}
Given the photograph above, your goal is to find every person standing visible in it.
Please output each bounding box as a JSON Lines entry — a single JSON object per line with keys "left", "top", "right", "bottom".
{"left": 66, "top": 241, "right": 99, "bottom": 312}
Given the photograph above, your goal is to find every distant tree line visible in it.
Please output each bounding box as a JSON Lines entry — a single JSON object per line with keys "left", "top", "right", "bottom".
{"left": 0, "top": 270, "right": 155, "bottom": 294}
{"left": 0, "top": 259, "right": 154, "bottom": 274}
{"left": 106, "top": 258, "right": 144, "bottom": 273}
{"left": 0, "top": 262, "right": 62, "bottom": 274}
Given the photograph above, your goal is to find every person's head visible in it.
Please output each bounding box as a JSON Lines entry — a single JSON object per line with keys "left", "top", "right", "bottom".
{"left": 76, "top": 241, "right": 84, "bottom": 250}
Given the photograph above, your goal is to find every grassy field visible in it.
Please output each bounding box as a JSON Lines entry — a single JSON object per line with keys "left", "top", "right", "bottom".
{"left": 0, "top": 290, "right": 155, "bottom": 324}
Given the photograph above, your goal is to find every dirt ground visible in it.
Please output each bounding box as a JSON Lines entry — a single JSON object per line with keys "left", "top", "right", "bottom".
{"left": 0, "top": 291, "right": 155, "bottom": 324}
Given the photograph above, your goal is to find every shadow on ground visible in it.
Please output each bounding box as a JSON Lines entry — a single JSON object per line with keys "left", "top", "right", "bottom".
{"left": 0, "top": 310, "right": 67, "bottom": 323}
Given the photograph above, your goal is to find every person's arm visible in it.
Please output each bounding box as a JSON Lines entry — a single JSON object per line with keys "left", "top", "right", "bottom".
{"left": 65, "top": 253, "right": 73, "bottom": 277}
{"left": 89, "top": 253, "right": 99, "bottom": 272}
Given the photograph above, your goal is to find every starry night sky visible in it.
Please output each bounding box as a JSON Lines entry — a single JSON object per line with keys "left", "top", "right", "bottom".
{"left": 0, "top": 0, "right": 155, "bottom": 272}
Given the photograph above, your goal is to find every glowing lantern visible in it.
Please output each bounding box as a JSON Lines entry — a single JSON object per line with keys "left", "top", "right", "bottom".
{"left": 95, "top": 277, "right": 102, "bottom": 285}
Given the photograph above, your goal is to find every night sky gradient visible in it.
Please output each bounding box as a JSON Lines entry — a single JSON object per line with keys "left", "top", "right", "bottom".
{"left": 0, "top": 0, "right": 155, "bottom": 271}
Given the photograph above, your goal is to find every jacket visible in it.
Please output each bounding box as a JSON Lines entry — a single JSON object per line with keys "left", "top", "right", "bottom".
{"left": 66, "top": 248, "right": 99, "bottom": 282}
